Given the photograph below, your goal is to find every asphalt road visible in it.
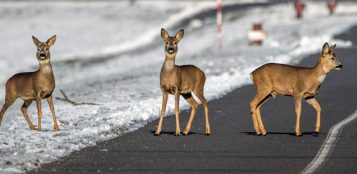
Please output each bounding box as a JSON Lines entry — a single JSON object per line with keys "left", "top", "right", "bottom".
{"left": 29, "top": 27, "right": 357, "bottom": 174}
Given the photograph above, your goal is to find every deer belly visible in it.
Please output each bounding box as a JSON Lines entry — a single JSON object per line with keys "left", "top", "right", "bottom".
{"left": 162, "top": 85, "right": 177, "bottom": 94}
{"left": 18, "top": 90, "right": 35, "bottom": 101}
{"left": 273, "top": 87, "right": 294, "bottom": 96}
{"left": 39, "top": 90, "right": 53, "bottom": 99}
{"left": 20, "top": 95, "right": 35, "bottom": 101}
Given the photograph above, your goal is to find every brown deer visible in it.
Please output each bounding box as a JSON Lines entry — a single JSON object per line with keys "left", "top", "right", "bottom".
{"left": 250, "top": 42, "right": 342, "bottom": 136}
{"left": 155, "top": 28, "right": 210, "bottom": 136}
{"left": 0, "top": 35, "right": 60, "bottom": 131}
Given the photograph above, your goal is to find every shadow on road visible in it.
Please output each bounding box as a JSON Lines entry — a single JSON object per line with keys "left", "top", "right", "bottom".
{"left": 241, "top": 131, "right": 326, "bottom": 136}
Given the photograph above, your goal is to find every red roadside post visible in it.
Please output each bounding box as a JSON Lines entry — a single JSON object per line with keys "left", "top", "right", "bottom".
{"left": 294, "top": 0, "right": 306, "bottom": 19}
{"left": 217, "top": 0, "right": 222, "bottom": 48}
{"left": 327, "top": 0, "right": 337, "bottom": 15}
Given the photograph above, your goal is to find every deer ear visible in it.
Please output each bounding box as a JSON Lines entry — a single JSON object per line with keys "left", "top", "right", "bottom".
{"left": 322, "top": 42, "right": 330, "bottom": 54}
{"left": 161, "top": 28, "right": 169, "bottom": 42}
{"left": 175, "top": 29, "right": 184, "bottom": 42}
{"left": 32, "top": 36, "right": 41, "bottom": 47}
{"left": 46, "top": 35, "right": 56, "bottom": 47}
{"left": 330, "top": 44, "right": 336, "bottom": 52}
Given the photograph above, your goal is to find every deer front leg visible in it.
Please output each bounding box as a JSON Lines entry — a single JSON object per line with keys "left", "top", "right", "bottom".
{"left": 305, "top": 98, "right": 321, "bottom": 136}
{"left": 47, "top": 95, "right": 60, "bottom": 131}
{"left": 174, "top": 88, "right": 181, "bottom": 136}
{"left": 35, "top": 98, "right": 42, "bottom": 131}
{"left": 294, "top": 95, "right": 303, "bottom": 136}
{"left": 155, "top": 91, "right": 168, "bottom": 136}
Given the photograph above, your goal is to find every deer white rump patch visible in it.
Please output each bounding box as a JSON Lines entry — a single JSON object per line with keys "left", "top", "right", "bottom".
{"left": 250, "top": 73, "right": 254, "bottom": 81}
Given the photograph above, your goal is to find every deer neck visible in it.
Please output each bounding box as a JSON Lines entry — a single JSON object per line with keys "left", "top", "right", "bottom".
{"left": 163, "top": 55, "right": 176, "bottom": 72}
{"left": 39, "top": 59, "right": 53, "bottom": 74}
{"left": 312, "top": 57, "right": 328, "bottom": 83}
{"left": 313, "top": 57, "right": 329, "bottom": 74}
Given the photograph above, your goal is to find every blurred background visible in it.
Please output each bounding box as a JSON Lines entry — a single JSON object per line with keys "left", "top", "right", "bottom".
{"left": 0, "top": 0, "right": 357, "bottom": 172}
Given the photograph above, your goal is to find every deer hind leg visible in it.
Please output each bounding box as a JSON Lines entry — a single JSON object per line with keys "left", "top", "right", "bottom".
{"left": 194, "top": 87, "right": 210, "bottom": 135}
{"left": 294, "top": 94, "right": 303, "bottom": 136}
{"left": 250, "top": 89, "right": 271, "bottom": 136}
{"left": 0, "top": 95, "right": 16, "bottom": 127}
{"left": 155, "top": 91, "right": 168, "bottom": 136}
{"left": 182, "top": 93, "right": 198, "bottom": 135}
{"left": 305, "top": 97, "right": 321, "bottom": 136}
{"left": 47, "top": 95, "right": 60, "bottom": 131}
{"left": 21, "top": 100, "right": 36, "bottom": 130}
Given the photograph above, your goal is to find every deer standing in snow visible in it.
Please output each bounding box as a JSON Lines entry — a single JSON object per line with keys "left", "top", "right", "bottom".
{"left": 0, "top": 35, "right": 60, "bottom": 131}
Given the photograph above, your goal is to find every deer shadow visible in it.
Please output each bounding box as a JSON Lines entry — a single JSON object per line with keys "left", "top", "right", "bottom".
{"left": 150, "top": 130, "right": 207, "bottom": 136}
{"left": 241, "top": 131, "right": 326, "bottom": 137}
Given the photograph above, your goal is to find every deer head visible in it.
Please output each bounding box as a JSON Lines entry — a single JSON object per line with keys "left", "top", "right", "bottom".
{"left": 32, "top": 35, "right": 56, "bottom": 63}
{"left": 161, "top": 28, "right": 184, "bottom": 57}
{"left": 320, "top": 42, "right": 343, "bottom": 73}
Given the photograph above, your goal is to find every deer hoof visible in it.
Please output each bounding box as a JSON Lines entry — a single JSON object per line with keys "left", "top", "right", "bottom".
{"left": 183, "top": 129, "right": 190, "bottom": 135}
{"left": 296, "top": 133, "right": 302, "bottom": 137}
{"left": 154, "top": 131, "right": 161, "bottom": 136}
{"left": 54, "top": 125, "right": 60, "bottom": 131}
{"left": 175, "top": 132, "right": 180, "bottom": 136}
{"left": 256, "top": 132, "right": 262, "bottom": 136}
{"left": 313, "top": 131, "right": 319, "bottom": 137}
{"left": 261, "top": 129, "right": 267, "bottom": 136}
{"left": 205, "top": 127, "right": 211, "bottom": 135}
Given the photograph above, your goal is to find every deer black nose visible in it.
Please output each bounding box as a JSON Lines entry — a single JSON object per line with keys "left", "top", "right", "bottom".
{"left": 40, "top": 53, "right": 46, "bottom": 57}
{"left": 168, "top": 47, "right": 175, "bottom": 53}
{"left": 336, "top": 64, "right": 343, "bottom": 69}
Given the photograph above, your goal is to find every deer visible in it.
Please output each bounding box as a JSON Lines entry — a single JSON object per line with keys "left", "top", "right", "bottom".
{"left": 154, "top": 28, "right": 210, "bottom": 136}
{"left": 0, "top": 35, "right": 60, "bottom": 131}
{"left": 250, "top": 42, "right": 342, "bottom": 137}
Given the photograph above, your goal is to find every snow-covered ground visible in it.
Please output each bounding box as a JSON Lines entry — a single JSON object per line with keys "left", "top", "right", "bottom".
{"left": 1, "top": 0, "right": 357, "bottom": 173}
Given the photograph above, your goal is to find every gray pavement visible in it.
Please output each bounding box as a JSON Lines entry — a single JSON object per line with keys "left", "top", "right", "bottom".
{"left": 29, "top": 26, "right": 357, "bottom": 174}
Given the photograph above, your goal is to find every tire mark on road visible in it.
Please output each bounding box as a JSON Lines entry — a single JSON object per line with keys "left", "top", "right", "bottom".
{"left": 300, "top": 109, "right": 357, "bottom": 174}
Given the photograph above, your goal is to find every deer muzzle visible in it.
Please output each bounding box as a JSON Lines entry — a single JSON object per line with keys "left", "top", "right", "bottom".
{"left": 167, "top": 47, "right": 175, "bottom": 54}
{"left": 336, "top": 64, "right": 343, "bottom": 70}
{"left": 39, "top": 53, "right": 46, "bottom": 59}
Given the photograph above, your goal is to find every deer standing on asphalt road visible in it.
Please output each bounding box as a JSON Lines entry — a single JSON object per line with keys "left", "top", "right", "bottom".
{"left": 155, "top": 28, "right": 210, "bottom": 136}
{"left": 250, "top": 42, "right": 342, "bottom": 136}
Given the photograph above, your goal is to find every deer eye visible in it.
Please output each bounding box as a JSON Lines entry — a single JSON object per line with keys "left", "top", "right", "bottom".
{"left": 331, "top": 57, "right": 335, "bottom": 60}
{"left": 166, "top": 42, "right": 169, "bottom": 45}
{"left": 37, "top": 48, "right": 40, "bottom": 51}
{"left": 173, "top": 42, "right": 176, "bottom": 45}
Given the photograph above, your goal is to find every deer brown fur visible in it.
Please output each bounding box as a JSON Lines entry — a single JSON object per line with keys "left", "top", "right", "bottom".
{"left": 0, "top": 35, "right": 60, "bottom": 131}
{"left": 250, "top": 42, "right": 342, "bottom": 136}
{"left": 155, "top": 28, "right": 210, "bottom": 136}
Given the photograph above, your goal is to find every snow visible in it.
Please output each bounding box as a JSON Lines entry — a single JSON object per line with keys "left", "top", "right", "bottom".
{"left": 1, "top": 0, "right": 357, "bottom": 173}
